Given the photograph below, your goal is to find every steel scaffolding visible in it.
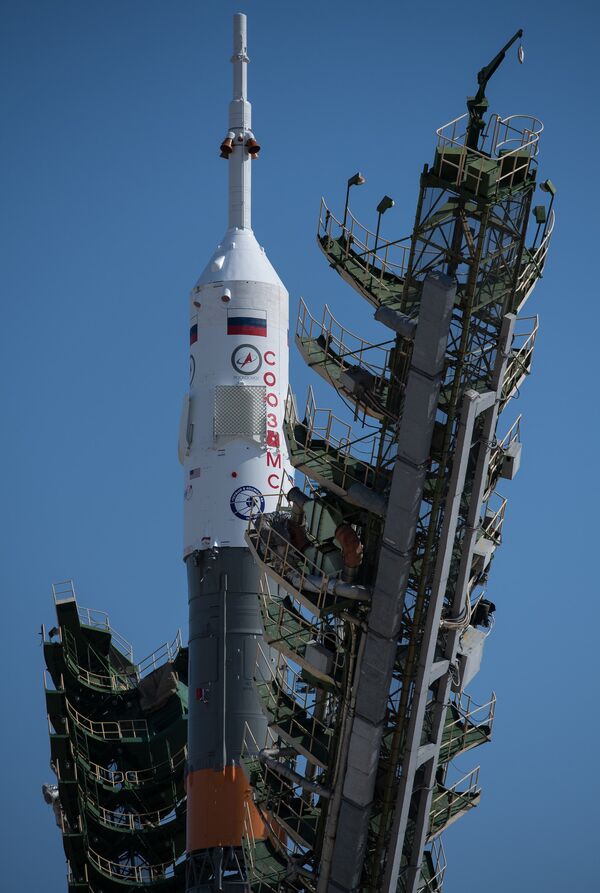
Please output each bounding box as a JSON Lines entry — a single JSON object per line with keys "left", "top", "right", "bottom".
{"left": 43, "top": 580, "right": 188, "bottom": 892}
{"left": 242, "top": 44, "right": 554, "bottom": 893}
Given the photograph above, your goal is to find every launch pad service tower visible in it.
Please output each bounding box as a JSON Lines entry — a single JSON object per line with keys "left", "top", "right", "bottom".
{"left": 181, "top": 13, "right": 291, "bottom": 890}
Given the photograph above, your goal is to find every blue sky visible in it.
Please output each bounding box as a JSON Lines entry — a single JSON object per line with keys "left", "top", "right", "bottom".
{"left": 2, "top": 1, "right": 598, "bottom": 889}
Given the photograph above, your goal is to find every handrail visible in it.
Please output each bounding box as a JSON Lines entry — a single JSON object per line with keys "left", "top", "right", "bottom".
{"left": 319, "top": 197, "right": 412, "bottom": 278}
{"left": 65, "top": 699, "right": 148, "bottom": 741}
{"left": 255, "top": 644, "right": 334, "bottom": 765}
{"left": 318, "top": 198, "right": 439, "bottom": 302}
{"left": 485, "top": 415, "right": 521, "bottom": 500}
{"left": 137, "top": 631, "right": 183, "bottom": 678}
{"left": 258, "top": 575, "right": 346, "bottom": 682}
{"left": 435, "top": 111, "right": 543, "bottom": 193}
{"left": 445, "top": 691, "right": 496, "bottom": 752}
{"left": 256, "top": 644, "right": 332, "bottom": 729}
{"left": 247, "top": 513, "right": 340, "bottom": 616}
{"left": 87, "top": 845, "right": 179, "bottom": 884}
{"left": 481, "top": 493, "right": 508, "bottom": 545}
{"left": 51, "top": 579, "right": 133, "bottom": 662}
{"left": 52, "top": 579, "right": 78, "bottom": 603}
{"left": 424, "top": 837, "right": 447, "bottom": 891}
{"left": 429, "top": 766, "right": 481, "bottom": 836}
{"left": 297, "top": 297, "right": 398, "bottom": 381}
{"left": 242, "top": 724, "right": 313, "bottom": 866}
{"left": 494, "top": 114, "right": 544, "bottom": 157}
{"left": 76, "top": 604, "right": 134, "bottom": 662}
{"left": 254, "top": 757, "right": 322, "bottom": 848}
{"left": 62, "top": 628, "right": 133, "bottom": 692}
{"left": 501, "top": 315, "right": 538, "bottom": 408}
{"left": 515, "top": 208, "right": 555, "bottom": 308}
{"left": 285, "top": 386, "right": 389, "bottom": 489}
{"left": 61, "top": 621, "right": 181, "bottom": 693}
{"left": 75, "top": 745, "right": 187, "bottom": 788}
{"left": 85, "top": 793, "right": 183, "bottom": 831}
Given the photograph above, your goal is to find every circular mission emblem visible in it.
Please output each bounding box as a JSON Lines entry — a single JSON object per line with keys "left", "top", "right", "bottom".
{"left": 229, "top": 485, "right": 265, "bottom": 520}
{"left": 231, "top": 344, "right": 262, "bottom": 375}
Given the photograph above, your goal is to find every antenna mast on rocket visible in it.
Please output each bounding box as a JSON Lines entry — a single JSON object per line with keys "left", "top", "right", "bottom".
{"left": 220, "top": 12, "right": 260, "bottom": 231}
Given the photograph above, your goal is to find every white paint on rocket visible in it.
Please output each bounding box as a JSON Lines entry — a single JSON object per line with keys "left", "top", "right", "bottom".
{"left": 180, "top": 13, "right": 292, "bottom": 558}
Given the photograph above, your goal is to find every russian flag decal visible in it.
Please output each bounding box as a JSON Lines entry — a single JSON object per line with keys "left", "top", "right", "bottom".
{"left": 227, "top": 309, "right": 267, "bottom": 337}
{"left": 190, "top": 323, "right": 198, "bottom": 345}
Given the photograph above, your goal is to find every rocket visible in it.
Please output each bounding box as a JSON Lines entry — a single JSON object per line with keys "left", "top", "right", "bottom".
{"left": 180, "top": 13, "right": 291, "bottom": 889}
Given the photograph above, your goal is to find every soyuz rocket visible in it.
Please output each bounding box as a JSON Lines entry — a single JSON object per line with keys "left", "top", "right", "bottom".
{"left": 179, "top": 13, "right": 292, "bottom": 889}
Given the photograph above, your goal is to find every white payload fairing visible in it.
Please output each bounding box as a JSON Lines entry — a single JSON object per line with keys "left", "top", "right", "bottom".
{"left": 180, "top": 13, "right": 292, "bottom": 890}
{"left": 180, "top": 16, "right": 291, "bottom": 553}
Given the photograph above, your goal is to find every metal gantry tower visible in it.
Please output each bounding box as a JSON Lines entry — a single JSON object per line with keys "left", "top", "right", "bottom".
{"left": 240, "top": 33, "right": 554, "bottom": 893}
{"left": 42, "top": 581, "right": 188, "bottom": 890}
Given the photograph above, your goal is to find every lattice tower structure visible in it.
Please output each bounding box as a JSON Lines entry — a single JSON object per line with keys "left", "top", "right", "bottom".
{"left": 43, "top": 581, "right": 188, "bottom": 892}
{"left": 240, "top": 75, "right": 554, "bottom": 893}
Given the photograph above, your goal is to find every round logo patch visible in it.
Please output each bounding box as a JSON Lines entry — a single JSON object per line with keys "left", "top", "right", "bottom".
{"left": 231, "top": 344, "right": 262, "bottom": 375}
{"left": 230, "top": 485, "right": 265, "bottom": 519}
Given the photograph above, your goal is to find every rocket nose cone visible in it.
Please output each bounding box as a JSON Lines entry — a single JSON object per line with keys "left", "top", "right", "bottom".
{"left": 195, "top": 229, "right": 285, "bottom": 290}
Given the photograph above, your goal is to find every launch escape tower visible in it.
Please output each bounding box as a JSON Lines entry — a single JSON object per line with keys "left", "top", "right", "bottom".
{"left": 41, "top": 22, "right": 555, "bottom": 893}
{"left": 240, "top": 30, "right": 554, "bottom": 893}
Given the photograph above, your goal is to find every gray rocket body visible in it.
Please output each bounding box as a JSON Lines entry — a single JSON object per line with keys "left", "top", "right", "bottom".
{"left": 186, "top": 548, "right": 267, "bottom": 777}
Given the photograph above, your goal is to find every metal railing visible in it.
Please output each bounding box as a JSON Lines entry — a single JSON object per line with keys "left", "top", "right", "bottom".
{"left": 435, "top": 112, "right": 543, "bottom": 194}
{"left": 85, "top": 794, "right": 182, "bottom": 831}
{"left": 515, "top": 208, "right": 555, "bottom": 309}
{"left": 52, "top": 579, "right": 78, "bottom": 603}
{"left": 256, "top": 759, "right": 321, "bottom": 849}
{"left": 242, "top": 800, "right": 298, "bottom": 889}
{"left": 297, "top": 297, "right": 398, "bottom": 382}
{"left": 52, "top": 579, "right": 134, "bottom": 662}
{"left": 293, "top": 384, "right": 352, "bottom": 449}
{"left": 481, "top": 492, "right": 508, "bottom": 545}
{"left": 285, "top": 386, "right": 387, "bottom": 491}
{"left": 55, "top": 808, "right": 82, "bottom": 836}
{"left": 241, "top": 799, "right": 263, "bottom": 876}
{"left": 62, "top": 628, "right": 182, "bottom": 692}
{"left": 484, "top": 415, "right": 521, "bottom": 500}
{"left": 318, "top": 198, "right": 422, "bottom": 296}
{"left": 65, "top": 699, "right": 148, "bottom": 741}
{"left": 87, "top": 846, "right": 179, "bottom": 884}
{"left": 247, "top": 513, "right": 344, "bottom": 617}
{"left": 137, "top": 631, "right": 183, "bottom": 678}
{"left": 429, "top": 766, "right": 481, "bottom": 840}
{"left": 258, "top": 574, "right": 346, "bottom": 686}
{"left": 423, "top": 837, "right": 447, "bottom": 892}
{"left": 75, "top": 745, "right": 186, "bottom": 788}
{"left": 494, "top": 114, "right": 544, "bottom": 157}
{"left": 75, "top": 604, "right": 134, "bottom": 662}
{"left": 501, "top": 315, "right": 539, "bottom": 408}
{"left": 241, "top": 725, "right": 308, "bottom": 873}
{"left": 255, "top": 644, "right": 334, "bottom": 770}
{"left": 52, "top": 580, "right": 181, "bottom": 683}
{"left": 444, "top": 692, "right": 496, "bottom": 755}
{"left": 61, "top": 627, "right": 132, "bottom": 692}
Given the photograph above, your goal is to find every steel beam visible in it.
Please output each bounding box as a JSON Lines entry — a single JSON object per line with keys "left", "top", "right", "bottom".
{"left": 323, "top": 272, "right": 456, "bottom": 893}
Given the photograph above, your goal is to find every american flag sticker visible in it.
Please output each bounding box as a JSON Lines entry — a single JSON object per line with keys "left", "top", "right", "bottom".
{"left": 189, "top": 467, "right": 201, "bottom": 480}
{"left": 227, "top": 309, "right": 267, "bottom": 337}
